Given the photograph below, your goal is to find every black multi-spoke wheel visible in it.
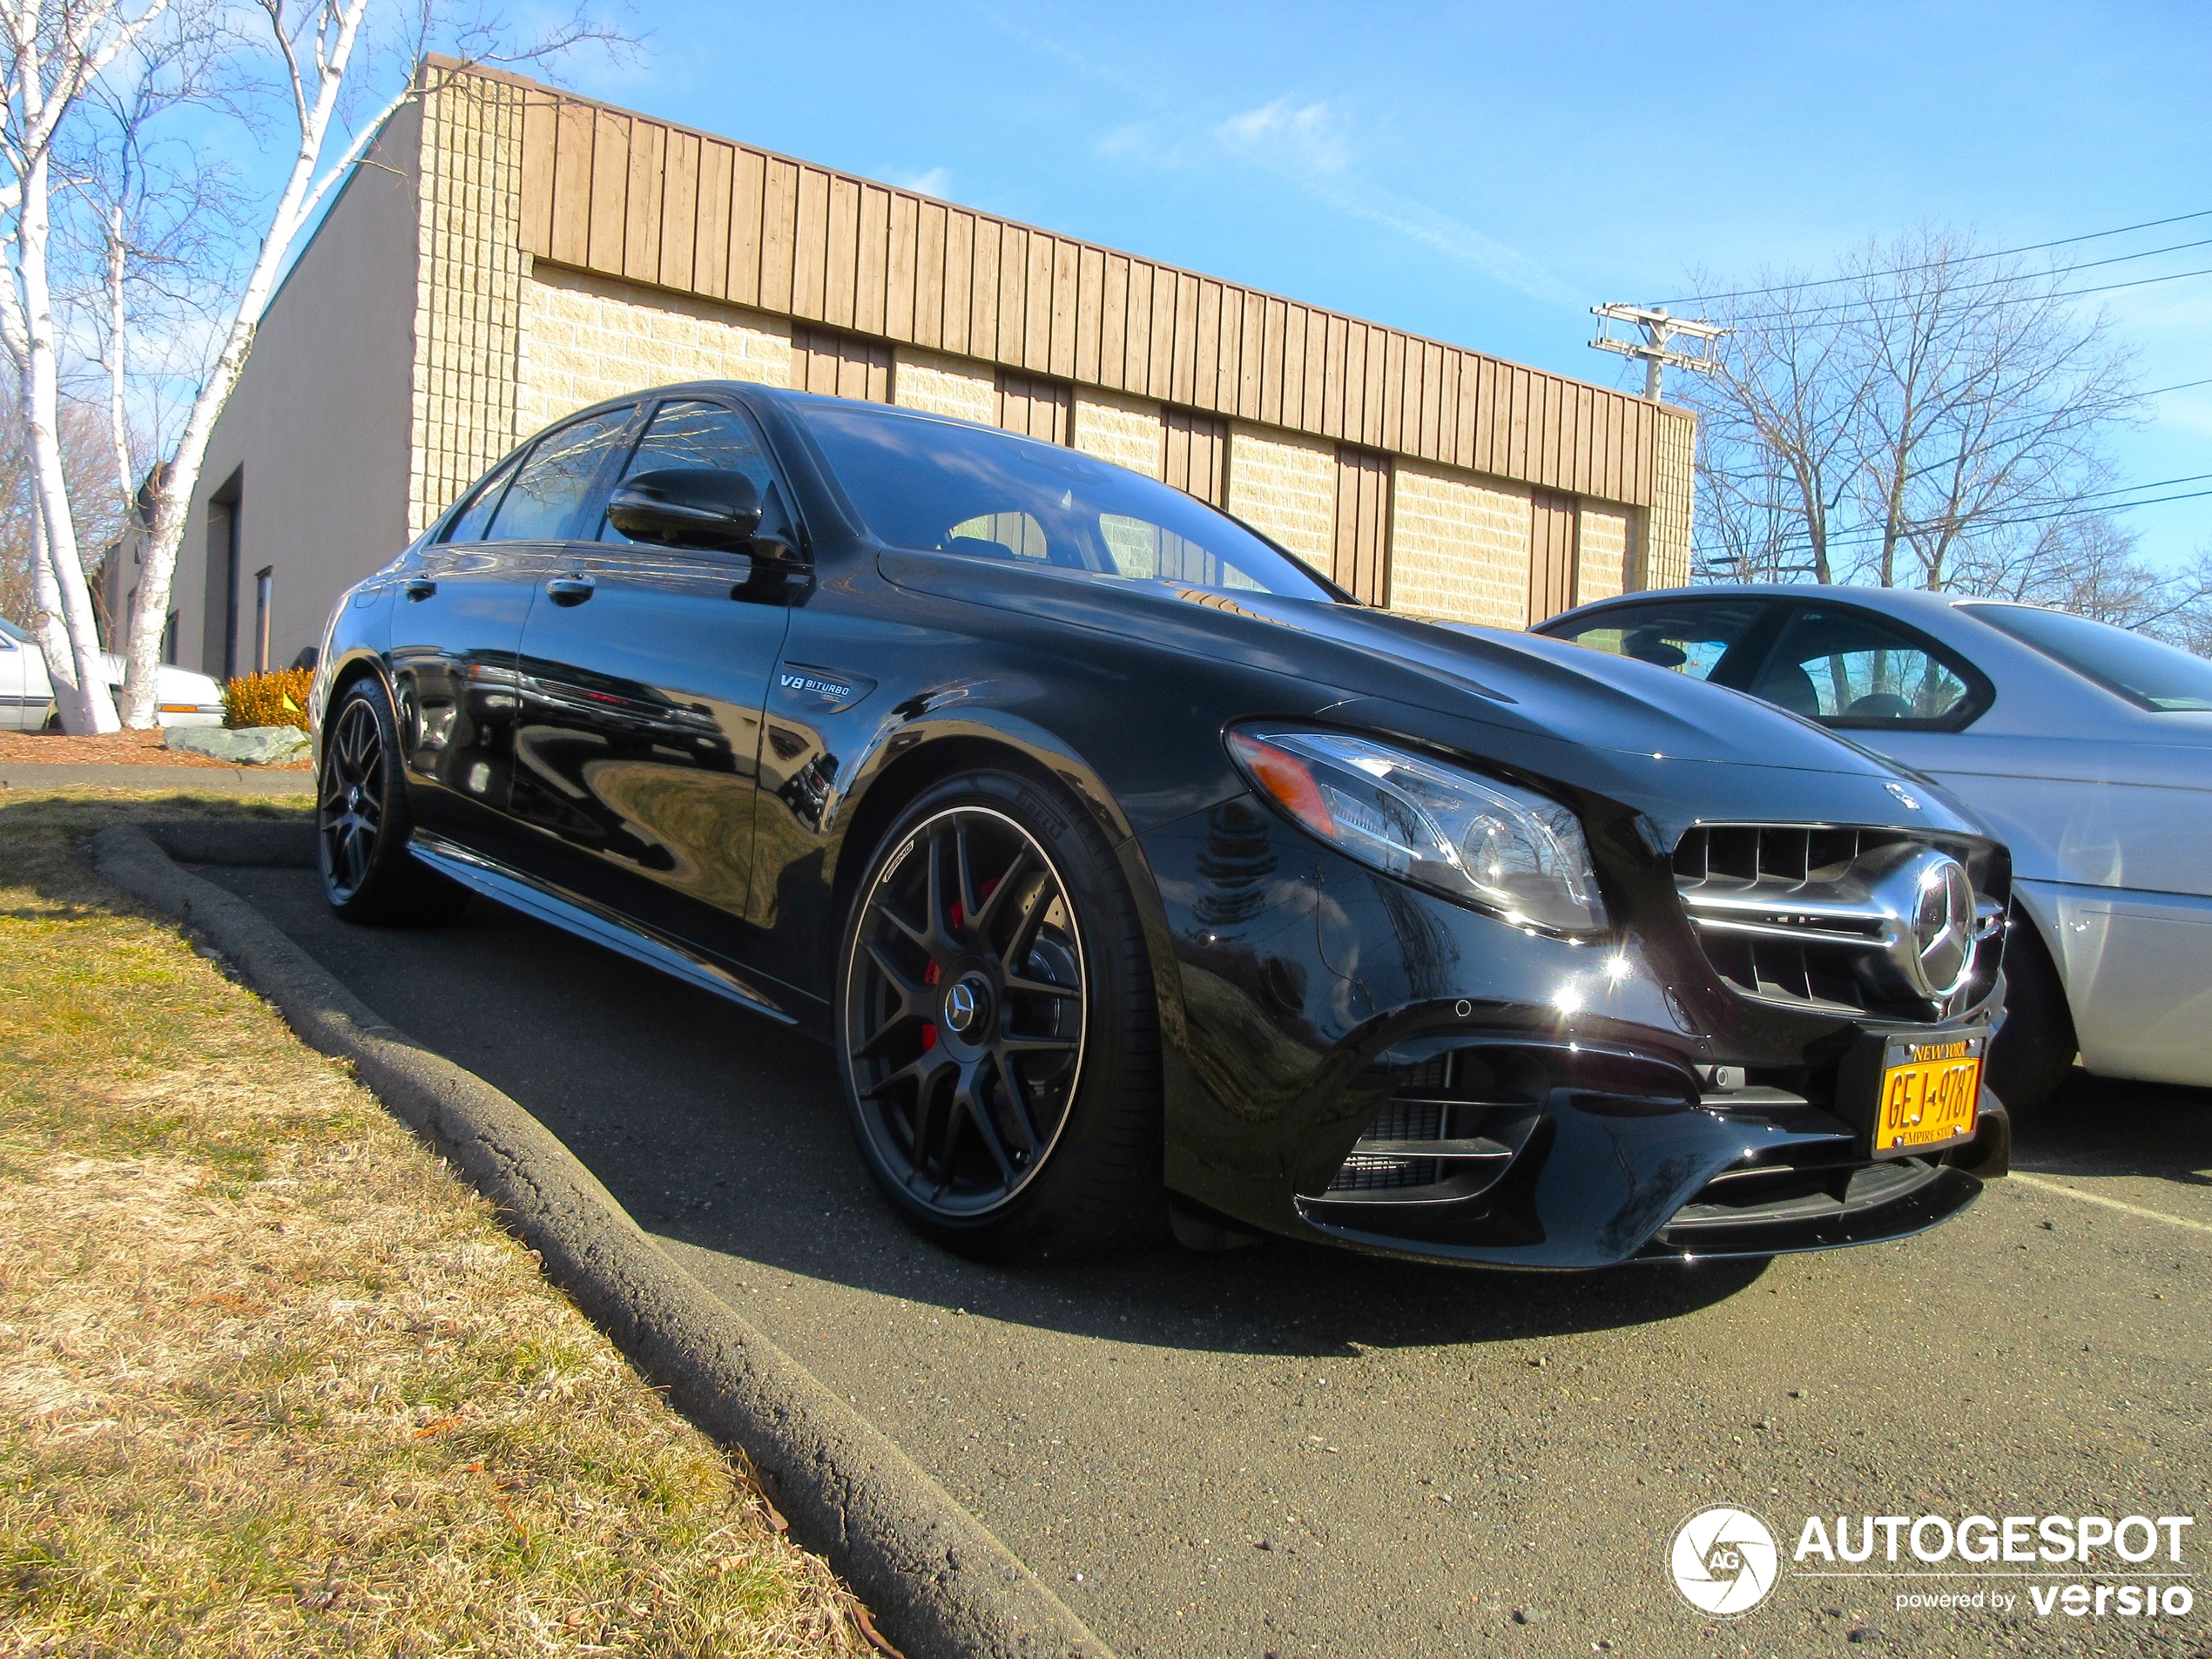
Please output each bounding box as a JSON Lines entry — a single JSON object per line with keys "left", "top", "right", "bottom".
{"left": 320, "top": 696, "right": 388, "bottom": 903}
{"left": 836, "top": 772, "right": 1163, "bottom": 1260}
{"left": 317, "top": 678, "right": 468, "bottom": 926}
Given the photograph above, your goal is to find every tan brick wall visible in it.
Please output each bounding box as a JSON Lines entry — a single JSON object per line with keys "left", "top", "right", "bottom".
{"left": 516, "top": 266, "right": 792, "bottom": 436}
{"left": 892, "top": 346, "right": 995, "bottom": 424}
{"left": 1073, "top": 389, "right": 1164, "bottom": 479}
{"left": 1649, "top": 408, "right": 1695, "bottom": 589}
{"left": 1576, "top": 504, "right": 1630, "bottom": 607}
{"left": 411, "top": 76, "right": 528, "bottom": 536}
{"left": 1225, "top": 422, "right": 1335, "bottom": 568}
{"left": 1386, "top": 462, "right": 1533, "bottom": 631}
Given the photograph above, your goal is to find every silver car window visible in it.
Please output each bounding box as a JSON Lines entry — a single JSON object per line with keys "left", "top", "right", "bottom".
{"left": 1964, "top": 603, "right": 2212, "bottom": 713}
{"left": 1753, "top": 607, "right": 1981, "bottom": 726}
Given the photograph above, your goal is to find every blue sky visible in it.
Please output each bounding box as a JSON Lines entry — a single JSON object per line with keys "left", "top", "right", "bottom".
{"left": 543, "top": 0, "right": 2212, "bottom": 570}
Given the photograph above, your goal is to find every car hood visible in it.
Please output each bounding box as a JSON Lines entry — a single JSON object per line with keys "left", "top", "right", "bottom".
{"left": 876, "top": 551, "right": 1995, "bottom": 846}
{"left": 884, "top": 553, "right": 1892, "bottom": 774}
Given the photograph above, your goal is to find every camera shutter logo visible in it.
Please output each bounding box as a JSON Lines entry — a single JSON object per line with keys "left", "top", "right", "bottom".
{"left": 1669, "top": 1506, "right": 1780, "bottom": 1615}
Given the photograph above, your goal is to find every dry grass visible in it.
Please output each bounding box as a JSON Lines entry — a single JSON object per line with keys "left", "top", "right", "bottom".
{"left": 0, "top": 791, "right": 871, "bottom": 1658}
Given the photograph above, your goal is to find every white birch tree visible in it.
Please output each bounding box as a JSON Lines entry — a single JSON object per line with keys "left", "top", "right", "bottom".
{"left": 3, "top": 0, "right": 624, "bottom": 732}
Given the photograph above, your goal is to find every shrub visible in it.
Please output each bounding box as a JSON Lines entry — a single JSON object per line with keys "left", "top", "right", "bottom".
{"left": 223, "top": 667, "right": 314, "bottom": 731}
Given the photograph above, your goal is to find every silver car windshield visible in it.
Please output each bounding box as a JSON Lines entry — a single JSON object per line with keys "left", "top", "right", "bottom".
{"left": 795, "top": 398, "right": 1336, "bottom": 602}
{"left": 1964, "top": 604, "right": 2212, "bottom": 713}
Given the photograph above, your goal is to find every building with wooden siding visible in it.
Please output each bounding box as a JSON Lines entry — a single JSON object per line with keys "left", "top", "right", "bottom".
{"left": 155, "top": 60, "right": 1695, "bottom": 678}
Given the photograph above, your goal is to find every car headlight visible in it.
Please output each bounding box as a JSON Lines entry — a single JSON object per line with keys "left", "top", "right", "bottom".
{"left": 1227, "top": 727, "right": 1609, "bottom": 934}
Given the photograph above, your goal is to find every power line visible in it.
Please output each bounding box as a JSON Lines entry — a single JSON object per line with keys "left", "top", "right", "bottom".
{"left": 1657, "top": 208, "right": 2212, "bottom": 307}
{"left": 2146, "top": 376, "right": 2212, "bottom": 396}
{"left": 1711, "top": 253, "right": 2212, "bottom": 330}
{"left": 1753, "top": 485, "right": 2212, "bottom": 555}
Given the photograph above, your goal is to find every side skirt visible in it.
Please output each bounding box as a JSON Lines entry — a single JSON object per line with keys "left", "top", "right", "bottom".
{"left": 408, "top": 831, "right": 799, "bottom": 1027}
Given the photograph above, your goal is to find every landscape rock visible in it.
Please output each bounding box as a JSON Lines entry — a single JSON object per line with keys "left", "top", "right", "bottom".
{"left": 165, "top": 724, "right": 309, "bottom": 765}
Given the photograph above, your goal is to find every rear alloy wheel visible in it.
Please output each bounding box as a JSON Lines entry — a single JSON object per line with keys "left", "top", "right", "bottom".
{"left": 318, "top": 678, "right": 469, "bottom": 926}
{"left": 837, "top": 773, "right": 1163, "bottom": 1260}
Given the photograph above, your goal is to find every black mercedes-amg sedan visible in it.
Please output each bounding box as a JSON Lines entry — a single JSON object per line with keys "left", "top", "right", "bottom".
{"left": 310, "top": 381, "right": 2013, "bottom": 1269}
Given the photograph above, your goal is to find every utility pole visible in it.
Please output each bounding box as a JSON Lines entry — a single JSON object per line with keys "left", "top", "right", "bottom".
{"left": 1588, "top": 303, "right": 1727, "bottom": 401}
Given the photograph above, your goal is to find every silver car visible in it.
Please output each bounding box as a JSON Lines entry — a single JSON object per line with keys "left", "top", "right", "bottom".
{"left": 1536, "top": 584, "right": 2212, "bottom": 1107}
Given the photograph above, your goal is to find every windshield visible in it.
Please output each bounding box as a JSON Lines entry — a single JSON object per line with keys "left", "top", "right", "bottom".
{"left": 1965, "top": 604, "right": 2212, "bottom": 713}
{"left": 0, "top": 616, "right": 26, "bottom": 644}
{"left": 793, "top": 398, "right": 1336, "bottom": 602}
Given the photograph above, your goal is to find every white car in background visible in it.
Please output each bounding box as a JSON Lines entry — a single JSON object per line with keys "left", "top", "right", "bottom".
{"left": 0, "top": 615, "right": 226, "bottom": 731}
{"left": 1536, "top": 584, "right": 2212, "bottom": 1108}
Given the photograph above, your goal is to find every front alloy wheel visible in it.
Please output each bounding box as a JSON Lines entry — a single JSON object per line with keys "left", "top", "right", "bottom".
{"left": 846, "top": 805, "right": 1086, "bottom": 1214}
{"left": 835, "top": 772, "right": 1163, "bottom": 1260}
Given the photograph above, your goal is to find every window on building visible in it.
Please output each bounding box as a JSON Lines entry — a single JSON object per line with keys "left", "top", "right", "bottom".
{"left": 1527, "top": 489, "right": 1578, "bottom": 625}
{"left": 601, "top": 399, "right": 794, "bottom": 543}
{"left": 253, "top": 566, "right": 273, "bottom": 673}
{"left": 794, "top": 327, "right": 893, "bottom": 402}
{"left": 1165, "top": 408, "right": 1228, "bottom": 507}
{"left": 996, "top": 371, "right": 1071, "bottom": 444}
{"left": 1332, "top": 446, "right": 1391, "bottom": 605}
{"left": 487, "top": 408, "right": 634, "bottom": 542}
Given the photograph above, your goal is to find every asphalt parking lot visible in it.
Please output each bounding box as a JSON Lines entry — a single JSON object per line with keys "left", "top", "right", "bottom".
{"left": 199, "top": 861, "right": 2212, "bottom": 1659}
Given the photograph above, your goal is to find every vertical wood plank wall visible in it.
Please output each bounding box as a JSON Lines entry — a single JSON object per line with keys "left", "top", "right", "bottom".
{"left": 503, "top": 74, "right": 1663, "bottom": 516}
{"left": 793, "top": 327, "right": 892, "bottom": 402}
{"left": 1528, "top": 489, "right": 1580, "bottom": 624}
{"left": 996, "top": 371, "right": 1071, "bottom": 444}
{"left": 1333, "top": 448, "right": 1393, "bottom": 606}
{"left": 1163, "top": 409, "right": 1228, "bottom": 506}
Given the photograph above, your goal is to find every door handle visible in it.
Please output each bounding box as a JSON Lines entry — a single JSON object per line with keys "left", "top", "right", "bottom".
{"left": 403, "top": 577, "right": 436, "bottom": 600}
{"left": 546, "top": 576, "right": 596, "bottom": 607}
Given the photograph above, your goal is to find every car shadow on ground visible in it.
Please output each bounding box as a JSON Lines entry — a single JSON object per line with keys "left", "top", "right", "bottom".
{"left": 139, "top": 858, "right": 1804, "bottom": 1356}
{"left": 2006, "top": 1070, "right": 2212, "bottom": 1187}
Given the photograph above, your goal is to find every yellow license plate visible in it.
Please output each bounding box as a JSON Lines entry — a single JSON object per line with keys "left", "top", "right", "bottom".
{"left": 1876, "top": 1042, "right": 1981, "bottom": 1153}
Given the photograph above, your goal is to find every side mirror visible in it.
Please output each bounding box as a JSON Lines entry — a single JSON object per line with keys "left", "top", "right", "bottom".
{"left": 606, "top": 468, "right": 766, "bottom": 553}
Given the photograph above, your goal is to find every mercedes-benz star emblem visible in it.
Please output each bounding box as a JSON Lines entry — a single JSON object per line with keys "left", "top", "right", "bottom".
{"left": 943, "top": 980, "right": 980, "bottom": 1034}
{"left": 1871, "top": 846, "right": 1977, "bottom": 1000}
{"left": 1911, "top": 855, "right": 1976, "bottom": 998}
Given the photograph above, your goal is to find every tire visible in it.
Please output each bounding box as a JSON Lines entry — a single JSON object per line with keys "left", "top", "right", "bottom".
{"left": 317, "top": 677, "right": 470, "bottom": 927}
{"left": 1986, "top": 905, "right": 2076, "bottom": 1112}
{"left": 834, "top": 769, "right": 1163, "bottom": 1263}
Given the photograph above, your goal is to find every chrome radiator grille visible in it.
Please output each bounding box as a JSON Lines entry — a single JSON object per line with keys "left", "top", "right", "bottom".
{"left": 1674, "top": 825, "right": 2004, "bottom": 1022}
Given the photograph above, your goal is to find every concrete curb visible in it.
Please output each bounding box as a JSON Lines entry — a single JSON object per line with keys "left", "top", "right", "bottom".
{"left": 88, "top": 820, "right": 1112, "bottom": 1659}
{"left": 1, "top": 762, "right": 314, "bottom": 792}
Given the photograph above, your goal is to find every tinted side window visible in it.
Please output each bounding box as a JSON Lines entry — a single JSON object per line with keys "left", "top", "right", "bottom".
{"left": 1750, "top": 606, "right": 1984, "bottom": 727}
{"left": 601, "top": 400, "right": 792, "bottom": 543}
{"left": 1548, "top": 602, "right": 1769, "bottom": 683}
{"left": 487, "top": 408, "right": 634, "bottom": 543}
{"left": 443, "top": 455, "right": 520, "bottom": 544}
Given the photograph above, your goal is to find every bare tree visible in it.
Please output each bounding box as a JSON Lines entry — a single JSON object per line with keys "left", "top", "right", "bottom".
{"left": 0, "top": 381, "right": 123, "bottom": 630}
{"left": 2, "top": 0, "right": 627, "bottom": 732}
{"left": 0, "top": 0, "right": 173, "bottom": 731}
{"left": 1681, "top": 228, "right": 2140, "bottom": 601}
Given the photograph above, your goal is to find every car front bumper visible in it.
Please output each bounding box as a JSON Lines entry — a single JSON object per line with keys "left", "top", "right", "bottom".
{"left": 1136, "top": 793, "right": 2006, "bottom": 1270}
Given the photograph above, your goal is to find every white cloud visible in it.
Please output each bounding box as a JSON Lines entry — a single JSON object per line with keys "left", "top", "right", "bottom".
{"left": 887, "top": 165, "right": 954, "bottom": 199}
{"left": 1215, "top": 98, "right": 1352, "bottom": 177}
{"left": 1131, "top": 96, "right": 1579, "bottom": 309}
